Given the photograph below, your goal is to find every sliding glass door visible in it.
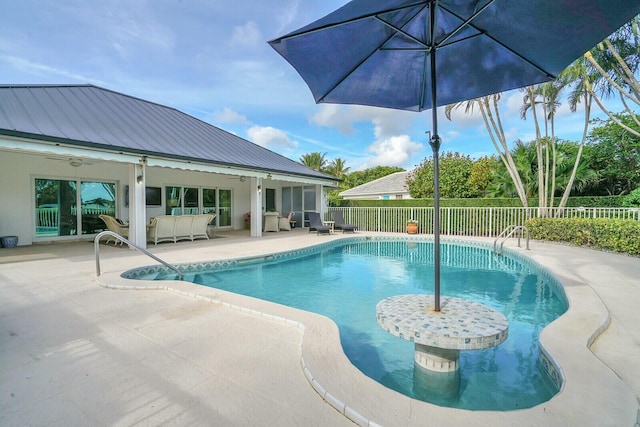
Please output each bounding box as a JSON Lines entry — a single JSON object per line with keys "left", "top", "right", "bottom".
{"left": 34, "top": 178, "right": 116, "bottom": 238}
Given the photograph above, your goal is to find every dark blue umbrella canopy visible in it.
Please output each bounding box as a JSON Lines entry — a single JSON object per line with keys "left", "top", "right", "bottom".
{"left": 269, "top": 0, "right": 640, "bottom": 112}
{"left": 269, "top": 0, "right": 640, "bottom": 310}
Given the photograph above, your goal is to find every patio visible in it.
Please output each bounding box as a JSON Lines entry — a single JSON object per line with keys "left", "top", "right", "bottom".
{"left": 1, "top": 231, "right": 638, "bottom": 426}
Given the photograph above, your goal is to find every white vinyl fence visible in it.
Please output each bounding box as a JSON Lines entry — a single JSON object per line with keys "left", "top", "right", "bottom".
{"left": 327, "top": 207, "right": 640, "bottom": 237}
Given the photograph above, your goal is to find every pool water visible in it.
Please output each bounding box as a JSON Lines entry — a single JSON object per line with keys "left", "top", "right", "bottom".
{"left": 139, "top": 240, "right": 567, "bottom": 410}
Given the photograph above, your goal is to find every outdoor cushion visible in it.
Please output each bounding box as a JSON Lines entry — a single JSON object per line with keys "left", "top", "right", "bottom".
{"left": 98, "top": 214, "right": 129, "bottom": 245}
{"left": 279, "top": 212, "right": 294, "bottom": 231}
{"left": 331, "top": 211, "right": 357, "bottom": 233}
{"left": 147, "top": 214, "right": 214, "bottom": 245}
{"left": 308, "top": 212, "right": 330, "bottom": 235}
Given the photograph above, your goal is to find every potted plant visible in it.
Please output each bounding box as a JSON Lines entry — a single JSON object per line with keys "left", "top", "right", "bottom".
{"left": 245, "top": 212, "right": 251, "bottom": 230}
{"left": 406, "top": 219, "right": 418, "bottom": 234}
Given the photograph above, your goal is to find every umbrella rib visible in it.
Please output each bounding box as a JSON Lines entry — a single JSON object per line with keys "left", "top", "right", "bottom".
{"left": 268, "top": 1, "right": 430, "bottom": 42}
{"left": 318, "top": 5, "right": 430, "bottom": 104}
{"left": 439, "top": 3, "right": 556, "bottom": 79}
{"left": 374, "top": 10, "right": 430, "bottom": 50}
{"left": 438, "top": 0, "right": 495, "bottom": 46}
{"left": 317, "top": 35, "right": 394, "bottom": 104}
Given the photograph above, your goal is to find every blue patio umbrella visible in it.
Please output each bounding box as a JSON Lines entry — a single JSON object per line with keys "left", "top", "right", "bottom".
{"left": 269, "top": 0, "right": 640, "bottom": 310}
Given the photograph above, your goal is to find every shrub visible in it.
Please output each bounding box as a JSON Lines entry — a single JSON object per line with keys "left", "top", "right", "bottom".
{"left": 622, "top": 188, "right": 640, "bottom": 207}
{"left": 525, "top": 218, "right": 640, "bottom": 256}
{"left": 340, "top": 196, "right": 624, "bottom": 208}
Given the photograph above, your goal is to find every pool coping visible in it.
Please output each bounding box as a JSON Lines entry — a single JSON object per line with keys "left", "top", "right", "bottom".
{"left": 96, "top": 234, "right": 639, "bottom": 427}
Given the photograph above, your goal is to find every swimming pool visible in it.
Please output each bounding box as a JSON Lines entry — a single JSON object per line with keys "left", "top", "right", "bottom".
{"left": 128, "top": 237, "right": 568, "bottom": 410}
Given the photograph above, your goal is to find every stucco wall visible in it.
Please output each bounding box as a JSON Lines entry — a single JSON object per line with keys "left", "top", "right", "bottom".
{"left": 0, "top": 151, "right": 257, "bottom": 246}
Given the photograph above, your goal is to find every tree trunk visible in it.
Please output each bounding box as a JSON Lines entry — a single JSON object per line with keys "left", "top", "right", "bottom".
{"left": 557, "top": 93, "right": 592, "bottom": 213}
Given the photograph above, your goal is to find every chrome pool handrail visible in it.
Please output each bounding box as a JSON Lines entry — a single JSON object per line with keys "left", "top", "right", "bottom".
{"left": 493, "top": 225, "right": 529, "bottom": 255}
{"left": 94, "top": 231, "right": 183, "bottom": 280}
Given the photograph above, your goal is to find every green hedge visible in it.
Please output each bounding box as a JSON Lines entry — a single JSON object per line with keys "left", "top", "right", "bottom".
{"left": 525, "top": 218, "right": 640, "bottom": 256}
{"left": 338, "top": 196, "right": 624, "bottom": 208}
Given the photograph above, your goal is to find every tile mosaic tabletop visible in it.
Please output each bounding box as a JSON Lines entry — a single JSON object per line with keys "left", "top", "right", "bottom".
{"left": 376, "top": 294, "right": 509, "bottom": 350}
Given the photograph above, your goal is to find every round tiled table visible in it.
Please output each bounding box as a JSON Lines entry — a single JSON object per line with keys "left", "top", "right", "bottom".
{"left": 376, "top": 294, "right": 508, "bottom": 372}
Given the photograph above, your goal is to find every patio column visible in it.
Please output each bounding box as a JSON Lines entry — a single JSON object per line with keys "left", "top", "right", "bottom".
{"left": 128, "top": 162, "right": 147, "bottom": 249}
{"left": 317, "top": 184, "right": 326, "bottom": 218}
{"left": 250, "top": 177, "right": 263, "bottom": 237}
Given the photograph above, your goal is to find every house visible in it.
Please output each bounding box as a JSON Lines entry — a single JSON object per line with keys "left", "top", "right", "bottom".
{"left": 0, "top": 84, "right": 337, "bottom": 248}
{"left": 339, "top": 171, "right": 412, "bottom": 200}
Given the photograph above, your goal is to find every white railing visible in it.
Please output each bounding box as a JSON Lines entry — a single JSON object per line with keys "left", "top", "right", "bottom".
{"left": 35, "top": 207, "right": 60, "bottom": 228}
{"left": 327, "top": 207, "right": 640, "bottom": 237}
{"left": 36, "top": 206, "right": 116, "bottom": 233}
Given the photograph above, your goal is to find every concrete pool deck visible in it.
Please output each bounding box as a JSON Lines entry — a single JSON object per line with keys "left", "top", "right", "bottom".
{"left": 1, "top": 230, "right": 638, "bottom": 426}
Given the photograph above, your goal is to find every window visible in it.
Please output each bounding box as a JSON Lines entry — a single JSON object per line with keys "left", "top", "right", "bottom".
{"left": 166, "top": 186, "right": 199, "bottom": 215}
{"left": 218, "top": 189, "right": 231, "bottom": 227}
{"left": 265, "top": 188, "right": 276, "bottom": 212}
{"left": 35, "top": 179, "right": 116, "bottom": 238}
{"left": 165, "top": 185, "right": 232, "bottom": 227}
{"left": 202, "top": 188, "right": 217, "bottom": 215}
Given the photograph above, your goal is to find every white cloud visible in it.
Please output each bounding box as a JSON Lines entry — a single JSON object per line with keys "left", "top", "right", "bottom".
{"left": 98, "top": 5, "right": 176, "bottom": 61}
{"left": 310, "top": 104, "right": 357, "bottom": 134}
{"left": 213, "top": 108, "right": 250, "bottom": 124}
{"left": 274, "top": 0, "right": 301, "bottom": 33}
{"left": 230, "top": 21, "right": 262, "bottom": 48}
{"left": 442, "top": 104, "right": 484, "bottom": 129}
{"left": 247, "top": 126, "right": 298, "bottom": 151}
{"left": 310, "top": 104, "right": 416, "bottom": 136}
{"left": 309, "top": 104, "right": 426, "bottom": 169}
{"left": 0, "top": 55, "right": 107, "bottom": 85}
{"left": 363, "top": 135, "right": 424, "bottom": 169}
{"left": 505, "top": 91, "right": 525, "bottom": 117}
{"left": 445, "top": 129, "right": 461, "bottom": 140}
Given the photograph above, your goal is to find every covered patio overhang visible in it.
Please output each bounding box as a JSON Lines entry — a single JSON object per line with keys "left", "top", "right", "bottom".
{"left": 0, "top": 135, "right": 336, "bottom": 249}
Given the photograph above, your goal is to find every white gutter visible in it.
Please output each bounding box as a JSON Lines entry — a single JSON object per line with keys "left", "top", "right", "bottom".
{"left": 1, "top": 135, "right": 336, "bottom": 186}
{"left": 0, "top": 136, "right": 142, "bottom": 163}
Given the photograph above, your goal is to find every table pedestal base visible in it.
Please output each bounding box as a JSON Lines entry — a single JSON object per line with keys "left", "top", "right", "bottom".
{"left": 413, "top": 363, "right": 461, "bottom": 405}
{"left": 414, "top": 344, "right": 460, "bottom": 372}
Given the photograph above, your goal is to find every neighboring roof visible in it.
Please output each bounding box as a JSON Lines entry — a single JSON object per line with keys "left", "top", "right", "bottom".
{"left": 340, "top": 171, "right": 410, "bottom": 198}
{"left": 0, "top": 84, "right": 334, "bottom": 181}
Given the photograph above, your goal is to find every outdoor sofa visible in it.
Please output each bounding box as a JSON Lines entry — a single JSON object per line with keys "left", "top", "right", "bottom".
{"left": 147, "top": 214, "right": 215, "bottom": 245}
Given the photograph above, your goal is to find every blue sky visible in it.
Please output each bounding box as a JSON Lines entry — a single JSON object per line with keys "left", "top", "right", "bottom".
{"left": 0, "top": 1, "right": 623, "bottom": 172}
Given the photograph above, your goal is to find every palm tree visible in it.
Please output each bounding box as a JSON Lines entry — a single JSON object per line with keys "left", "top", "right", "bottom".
{"left": 520, "top": 82, "right": 565, "bottom": 214}
{"left": 445, "top": 95, "right": 529, "bottom": 207}
{"left": 552, "top": 149, "right": 599, "bottom": 195}
{"left": 583, "top": 16, "right": 640, "bottom": 137}
{"left": 299, "top": 152, "right": 328, "bottom": 172}
{"left": 325, "top": 158, "right": 350, "bottom": 179}
{"left": 488, "top": 140, "right": 597, "bottom": 200}
{"left": 553, "top": 55, "right": 596, "bottom": 214}
{"left": 487, "top": 140, "right": 538, "bottom": 198}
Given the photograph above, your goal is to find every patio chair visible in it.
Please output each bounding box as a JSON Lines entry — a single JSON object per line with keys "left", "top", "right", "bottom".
{"left": 279, "top": 211, "right": 295, "bottom": 231}
{"left": 98, "top": 214, "right": 129, "bottom": 245}
{"left": 263, "top": 211, "right": 280, "bottom": 232}
{"left": 308, "top": 212, "right": 330, "bottom": 235}
{"left": 331, "top": 211, "right": 357, "bottom": 233}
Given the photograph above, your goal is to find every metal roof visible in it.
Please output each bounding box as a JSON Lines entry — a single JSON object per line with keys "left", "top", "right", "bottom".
{"left": 0, "top": 84, "right": 334, "bottom": 181}
{"left": 339, "top": 171, "right": 410, "bottom": 198}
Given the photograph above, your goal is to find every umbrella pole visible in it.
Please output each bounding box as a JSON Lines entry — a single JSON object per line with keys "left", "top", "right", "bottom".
{"left": 429, "top": 28, "right": 441, "bottom": 312}
{"left": 430, "top": 127, "right": 441, "bottom": 312}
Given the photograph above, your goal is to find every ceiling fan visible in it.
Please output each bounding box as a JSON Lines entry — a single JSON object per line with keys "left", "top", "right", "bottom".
{"left": 45, "top": 156, "right": 98, "bottom": 167}
{"left": 227, "top": 175, "right": 248, "bottom": 182}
